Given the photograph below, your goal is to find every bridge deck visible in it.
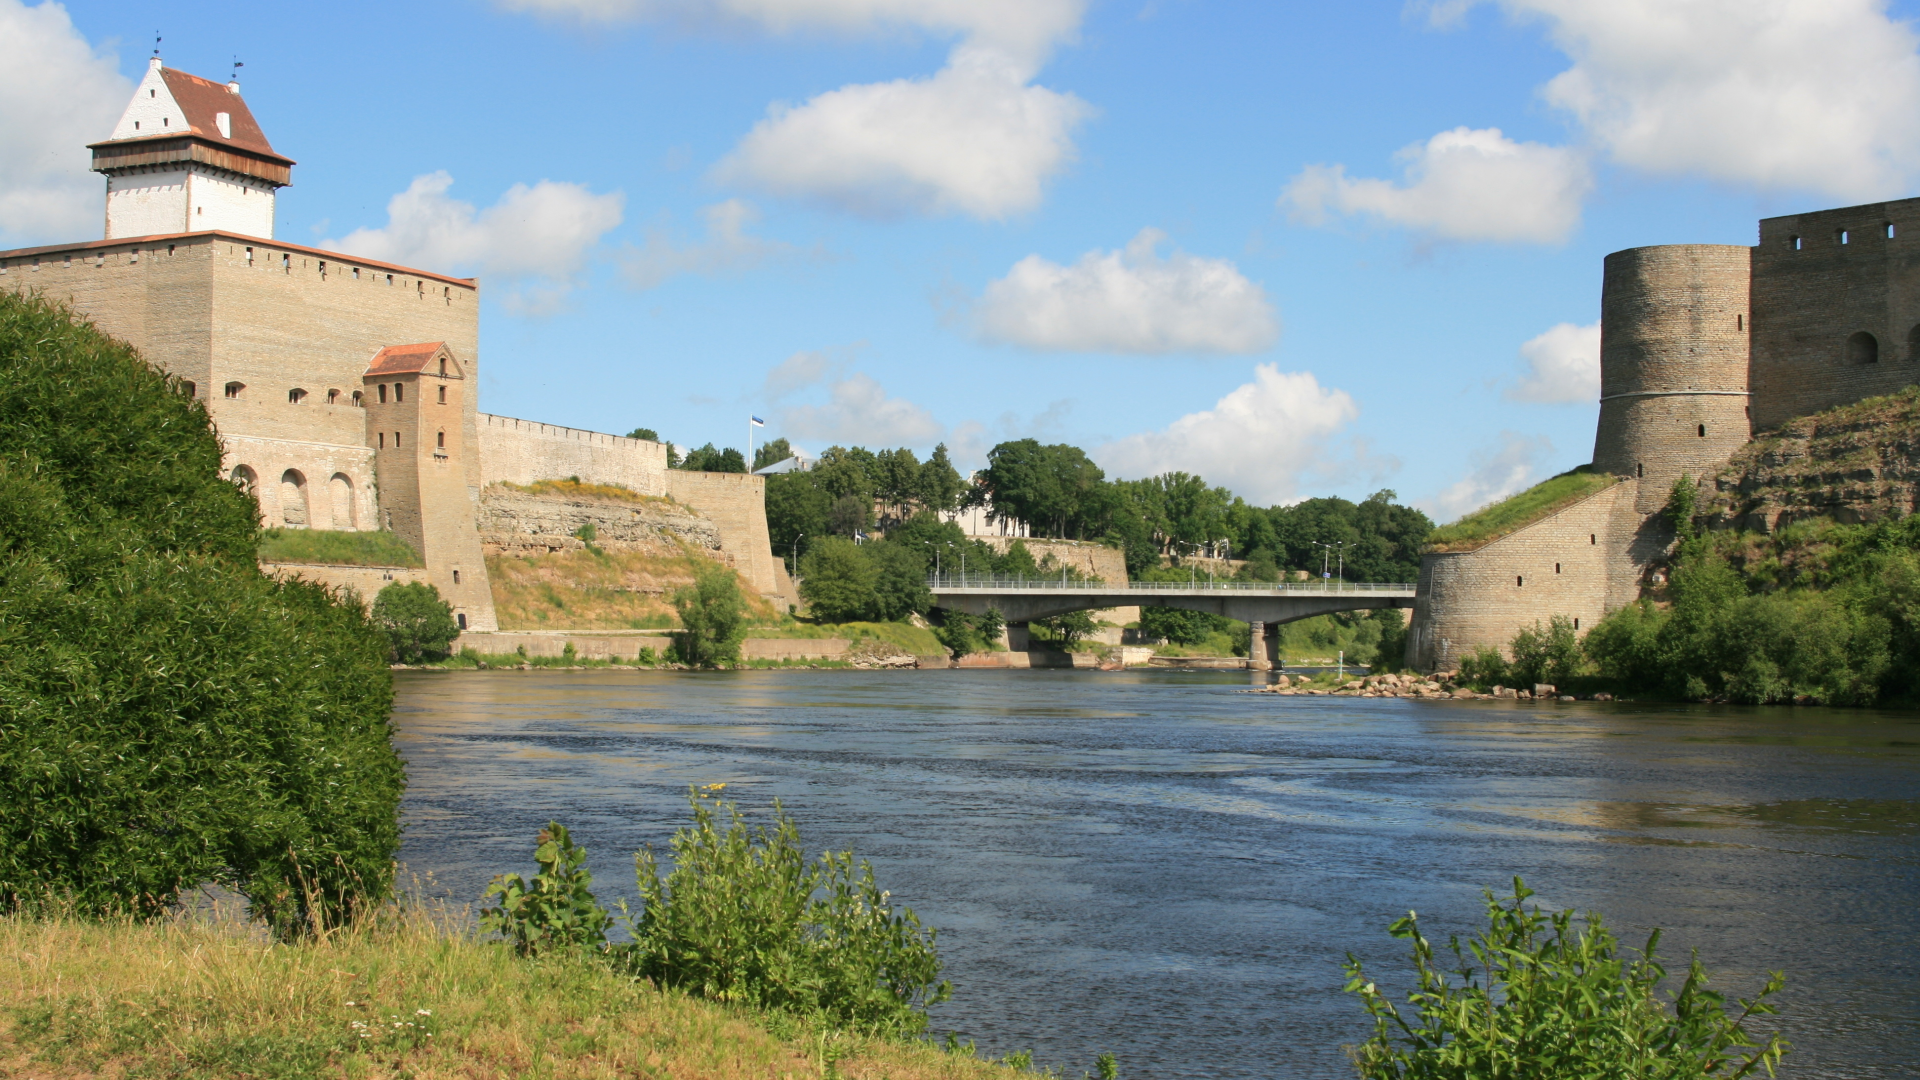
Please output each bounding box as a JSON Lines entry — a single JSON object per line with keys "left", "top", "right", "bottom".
{"left": 927, "top": 578, "right": 1416, "bottom": 623}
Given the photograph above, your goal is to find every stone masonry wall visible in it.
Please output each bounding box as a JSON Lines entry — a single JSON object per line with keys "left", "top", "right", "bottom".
{"left": 477, "top": 413, "right": 670, "bottom": 496}
{"left": 1406, "top": 481, "right": 1659, "bottom": 672}
{"left": 1592, "top": 244, "right": 1753, "bottom": 513}
{"left": 664, "top": 470, "right": 778, "bottom": 597}
{"left": 477, "top": 484, "right": 725, "bottom": 558}
{"left": 1752, "top": 196, "right": 1920, "bottom": 430}
{"left": 262, "top": 562, "right": 430, "bottom": 604}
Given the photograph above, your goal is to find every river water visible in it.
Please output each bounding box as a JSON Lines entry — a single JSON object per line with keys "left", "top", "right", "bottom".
{"left": 392, "top": 669, "right": 1919, "bottom": 1079}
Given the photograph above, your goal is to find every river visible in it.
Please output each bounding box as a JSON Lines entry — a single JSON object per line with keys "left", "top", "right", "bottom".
{"left": 392, "top": 669, "right": 1919, "bottom": 1079}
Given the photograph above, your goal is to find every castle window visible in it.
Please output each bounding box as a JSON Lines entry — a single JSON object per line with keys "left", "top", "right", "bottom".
{"left": 394, "top": 383, "right": 404, "bottom": 403}
{"left": 281, "top": 253, "right": 290, "bottom": 270}
{"left": 1590, "top": 534, "right": 1596, "bottom": 544}
{"left": 353, "top": 267, "right": 361, "bottom": 279}
{"left": 289, "top": 388, "right": 308, "bottom": 404}
{"left": 224, "top": 382, "right": 244, "bottom": 399}
{"left": 326, "top": 388, "right": 340, "bottom": 404}
{"left": 1517, "top": 576, "right": 1524, "bottom": 587}
{"left": 1840, "top": 229, "right": 1850, "bottom": 245}
{"left": 1698, "top": 424, "right": 1707, "bottom": 437}
{"left": 1888, "top": 223, "right": 1897, "bottom": 239}
{"left": 1555, "top": 563, "right": 1561, "bottom": 574}
{"left": 453, "top": 570, "right": 461, "bottom": 584}
{"left": 1847, "top": 330, "right": 1880, "bottom": 364}
{"left": 394, "top": 432, "right": 402, "bottom": 448}
{"left": 438, "top": 358, "right": 446, "bottom": 376}
{"left": 1791, "top": 235, "right": 1802, "bottom": 250}
{"left": 436, "top": 430, "right": 445, "bottom": 449}
{"left": 166, "top": 244, "right": 174, "bottom": 256}
{"left": 162, "top": 117, "right": 168, "bottom": 127}
{"left": 181, "top": 381, "right": 196, "bottom": 399}
{"left": 457, "top": 613, "right": 467, "bottom": 630}
{"left": 318, "top": 260, "right": 327, "bottom": 277}
{"left": 134, "top": 121, "right": 139, "bottom": 130}
{"left": 149, "top": 89, "right": 154, "bottom": 97}
{"left": 245, "top": 247, "right": 253, "bottom": 264}
{"left": 378, "top": 432, "right": 384, "bottom": 448}
{"left": 1637, "top": 463, "right": 1644, "bottom": 478}
{"left": 279, "top": 470, "right": 308, "bottom": 528}
{"left": 386, "top": 274, "right": 393, "bottom": 285}
{"left": 351, "top": 390, "right": 363, "bottom": 406}
{"left": 377, "top": 384, "right": 388, "bottom": 404}
{"left": 1736, "top": 313, "right": 1743, "bottom": 331}
{"left": 230, "top": 465, "right": 256, "bottom": 495}
{"left": 1574, "top": 618, "right": 1580, "bottom": 630}
{"left": 437, "top": 384, "right": 446, "bottom": 404}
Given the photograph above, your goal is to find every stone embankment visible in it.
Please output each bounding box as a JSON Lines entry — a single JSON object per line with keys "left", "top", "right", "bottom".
{"left": 1260, "top": 671, "right": 1597, "bottom": 702}
{"left": 1701, "top": 387, "right": 1920, "bottom": 532}
{"left": 477, "top": 483, "right": 726, "bottom": 560}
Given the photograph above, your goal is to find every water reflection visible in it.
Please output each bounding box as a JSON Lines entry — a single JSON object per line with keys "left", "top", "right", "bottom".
{"left": 394, "top": 669, "right": 1920, "bottom": 1080}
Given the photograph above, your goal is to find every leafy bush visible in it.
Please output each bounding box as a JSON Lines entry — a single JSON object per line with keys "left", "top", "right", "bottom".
{"left": 933, "top": 608, "right": 1004, "bottom": 658}
{"left": 1345, "top": 879, "right": 1788, "bottom": 1079}
{"left": 672, "top": 563, "right": 749, "bottom": 668}
{"left": 1457, "top": 645, "right": 1509, "bottom": 689}
{"left": 1140, "top": 605, "right": 1230, "bottom": 646}
{"left": 1508, "top": 614, "right": 1583, "bottom": 686}
{"left": 1031, "top": 610, "right": 1098, "bottom": 650}
{"left": 0, "top": 291, "right": 400, "bottom": 934}
{"left": 621, "top": 787, "right": 949, "bottom": 1035}
{"left": 480, "top": 823, "right": 614, "bottom": 956}
{"left": 372, "top": 581, "right": 461, "bottom": 663}
{"left": 798, "top": 536, "right": 931, "bottom": 624}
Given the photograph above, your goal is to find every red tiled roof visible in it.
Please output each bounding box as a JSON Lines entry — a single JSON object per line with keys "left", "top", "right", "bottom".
{"left": 366, "top": 342, "right": 451, "bottom": 376}
{"left": 160, "top": 67, "right": 281, "bottom": 159}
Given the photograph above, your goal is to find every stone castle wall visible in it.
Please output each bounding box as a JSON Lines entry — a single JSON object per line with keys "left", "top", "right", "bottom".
{"left": 1406, "top": 481, "right": 1655, "bottom": 672}
{"left": 476, "top": 484, "right": 724, "bottom": 558}
{"left": 477, "top": 413, "right": 670, "bottom": 496}
{"left": 1751, "top": 197, "right": 1920, "bottom": 430}
{"left": 664, "top": 470, "right": 779, "bottom": 597}
{"left": 1592, "top": 244, "right": 1753, "bottom": 512}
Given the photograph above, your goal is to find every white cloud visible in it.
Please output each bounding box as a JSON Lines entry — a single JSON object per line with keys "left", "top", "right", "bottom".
{"left": 1095, "top": 366, "right": 1364, "bottom": 505}
{"left": 1507, "top": 320, "right": 1600, "bottom": 403}
{"left": 323, "top": 172, "right": 623, "bottom": 311}
{"left": 714, "top": 45, "right": 1091, "bottom": 220}
{"left": 497, "top": 0, "right": 1084, "bottom": 67}
{"left": 1420, "top": 431, "right": 1553, "bottom": 523}
{"left": 1473, "top": 0, "right": 1920, "bottom": 201}
{"left": 0, "top": 0, "right": 130, "bottom": 246}
{"left": 624, "top": 199, "right": 794, "bottom": 290}
{"left": 762, "top": 348, "right": 838, "bottom": 400}
{"left": 1284, "top": 127, "right": 1592, "bottom": 244}
{"left": 778, "top": 372, "right": 944, "bottom": 446}
{"left": 974, "top": 228, "right": 1280, "bottom": 354}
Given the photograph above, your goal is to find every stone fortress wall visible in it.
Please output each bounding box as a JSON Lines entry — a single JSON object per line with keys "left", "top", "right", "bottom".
{"left": 1411, "top": 197, "right": 1920, "bottom": 672}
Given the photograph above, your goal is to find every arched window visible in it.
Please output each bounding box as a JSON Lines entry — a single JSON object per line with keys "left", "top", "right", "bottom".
{"left": 1516, "top": 576, "right": 1524, "bottom": 587}
{"left": 326, "top": 388, "right": 340, "bottom": 404}
{"left": 351, "top": 390, "right": 363, "bottom": 406}
{"left": 393, "top": 432, "right": 402, "bottom": 448}
{"left": 436, "top": 430, "right": 446, "bottom": 449}
{"left": 438, "top": 358, "right": 447, "bottom": 376}
{"left": 1698, "top": 424, "right": 1707, "bottom": 437}
{"left": 289, "top": 388, "right": 307, "bottom": 404}
{"left": 224, "top": 381, "right": 244, "bottom": 399}
{"left": 230, "top": 464, "right": 257, "bottom": 496}
{"left": 457, "top": 613, "right": 467, "bottom": 630}
{"left": 279, "top": 470, "right": 308, "bottom": 528}
{"left": 377, "top": 384, "right": 388, "bottom": 404}
{"left": 1848, "top": 331, "right": 1880, "bottom": 364}
{"left": 394, "top": 382, "right": 404, "bottom": 403}
{"left": 437, "top": 384, "right": 446, "bottom": 404}
{"left": 329, "top": 473, "right": 356, "bottom": 528}
{"left": 180, "top": 381, "right": 196, "bottom": 399}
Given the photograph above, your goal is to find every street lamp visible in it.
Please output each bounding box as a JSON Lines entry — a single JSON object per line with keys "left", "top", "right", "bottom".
{"left": 1315, "top": 540, "right": 1348, "bottom": 588}
{"left": 792, "top": 533, "right": 804, "bottom": 575}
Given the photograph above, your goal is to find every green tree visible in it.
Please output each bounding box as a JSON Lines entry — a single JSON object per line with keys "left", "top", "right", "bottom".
{"left": 372, "top": 581, "right": 461, "bottom": 663}
{"left": 1508, "top": 614, "right": 1583, "bottom": 685}
{"left": 672, "top": 563, "right": 749, "bottom": 667}
{"left": 827, "top": 493, "right": 872, "bottom": 537}
{"left": 0, "top": 291, "right": 400, "bottom": 935}
{"left": 799, "top": 536, "right": 879, "bottom": 622}
{"left": 868, "top": 542, "right": 932, "bottom": 621}
{"left": 679, "top": 443, "right": 748, "bottom": 473}
{"left": 1033, "top": 610, "right": 1098, "bottom": 650}
{"left": 764, "top": 470, "right": 830, "bottom": 571}
{"left": 753, "top": 436, "right": 793, "bottom": 471}
{"left": 917, "top": 443, "right": 966, "bottom": 513}
{"left": 626, "top": 427, "right": 660, "bottom": 442}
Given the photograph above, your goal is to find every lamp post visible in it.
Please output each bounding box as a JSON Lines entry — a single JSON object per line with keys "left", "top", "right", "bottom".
{"left": 792, "top": 533, "right": 804, "bottom": 575}
{"left": 1315, "top": 540, "right": 1347, "bottom": 589}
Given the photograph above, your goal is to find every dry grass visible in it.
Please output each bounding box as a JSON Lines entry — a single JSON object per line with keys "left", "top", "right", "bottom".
{"left": 1424, "top": 467, "right": 1619, "bottom": 553}
{"left": 487, "top": 547, "right": 779, "bottom": 631}
{"left": 0, "top": 907, "right": 1023, "bottom": 1080}
{"left": 494, "top": 479, "right": 676, "bottom": 505}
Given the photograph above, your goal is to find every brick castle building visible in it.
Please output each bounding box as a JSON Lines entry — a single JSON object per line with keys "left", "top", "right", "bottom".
{"left": 1409, "top": 203, "right": 1920, "bottom": 671}
{"left": 0, "top": 59, "right": 781, "bottom": 630}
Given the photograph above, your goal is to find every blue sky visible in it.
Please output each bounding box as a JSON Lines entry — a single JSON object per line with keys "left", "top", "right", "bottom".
{"left": 8, "top": 0, "right": 1920, "bottom": 518}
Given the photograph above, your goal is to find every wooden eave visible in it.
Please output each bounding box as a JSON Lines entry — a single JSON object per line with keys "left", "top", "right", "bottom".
{"left": 88, "top": 135, "right": 295, "bottom": 187}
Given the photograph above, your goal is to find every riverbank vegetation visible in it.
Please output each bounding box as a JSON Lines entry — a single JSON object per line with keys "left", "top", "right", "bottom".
{"left": 487, "top": 545, "right": 779, "bottom": 631}
{"left": 1466, "top": 492, "right": 1920, "bottom": 704}
{"left": 1423, "top": 467, "right": 1618, "bottom": 553}
{"left": 0, "top": 291, "right": 402, "bottom": 933}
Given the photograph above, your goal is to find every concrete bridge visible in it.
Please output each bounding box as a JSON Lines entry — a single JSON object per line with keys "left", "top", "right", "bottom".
{"left": 929, "top": 577, "right": 1417, "bottom": 669}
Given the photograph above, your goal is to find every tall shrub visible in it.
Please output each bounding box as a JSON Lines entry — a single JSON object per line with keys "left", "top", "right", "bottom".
{"left": 372, "top": 581, "right": 460, "bottom": 663}
{"left": 673, "top": 562, "right": 748, "bottom": 667}
{"left": 622, "top": 787, "right": 949, "bottom": 1034}
{"left": 0, "top": 292, "right": 401, "bottom": 934}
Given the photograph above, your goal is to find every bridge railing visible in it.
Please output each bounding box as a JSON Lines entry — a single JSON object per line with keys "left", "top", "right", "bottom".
{"left": 927, "top": 576, "right": 1415, "bottom": 593}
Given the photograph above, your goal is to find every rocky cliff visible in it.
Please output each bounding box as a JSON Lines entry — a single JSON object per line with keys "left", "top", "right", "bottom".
{"left": 1701, "top": 387, "right": 1920, "bottom": 533}
{"left": 478, "top": 481, "right": 725, "bottom": 560}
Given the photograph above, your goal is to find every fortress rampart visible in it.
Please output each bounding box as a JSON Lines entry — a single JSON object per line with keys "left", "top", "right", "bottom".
{"left": 477, "top": 413, "right": 670, "bottom": 496}
{"left": 1592, "top": 244, "right": 1753, "bottom": 512}
{"left": 1751, "top": 198, "right": 1920, "bottom": 430}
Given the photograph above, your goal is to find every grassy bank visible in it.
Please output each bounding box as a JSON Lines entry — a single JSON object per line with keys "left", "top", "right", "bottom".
{"left": 0, "top": 909, "right": 1023, "bottom": 1080}
{"left": 259, "top": 528, "right": 425, "bottom": 567}
{"left": 487, "top": 547, "right": 780, "bottom": 631}
{"left": 1425, "top": 467, "right": 1618, "bottom": 553}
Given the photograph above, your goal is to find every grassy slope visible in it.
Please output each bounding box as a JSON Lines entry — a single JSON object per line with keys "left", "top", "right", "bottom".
{"left": 754, "top": 621, "right": 948, "bottom": 655}
{"left": 1, "top": 911, "right": 1019, "bottom": 1080}
{"left": 487, "top": 546, "right": 780, "bottom": 631}
{"left": 1425, "top": 467, "right": 1618, "bottom": 553}
{"left": 258, "top": 528, "right": 425, "bottom": 567}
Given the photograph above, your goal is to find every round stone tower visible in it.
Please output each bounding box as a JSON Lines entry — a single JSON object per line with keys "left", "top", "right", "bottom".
{"left": 1592, "top": 244, "right": 1752, "bottom": 513}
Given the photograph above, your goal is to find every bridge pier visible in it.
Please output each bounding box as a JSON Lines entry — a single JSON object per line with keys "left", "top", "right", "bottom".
{"left": 1249, "top": 620, "right": 1272, "bottom": 670}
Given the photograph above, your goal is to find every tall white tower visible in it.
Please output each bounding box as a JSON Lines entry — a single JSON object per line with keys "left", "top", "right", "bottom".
{"left": 89, "top": 57, "right": 293, "bottom": 240}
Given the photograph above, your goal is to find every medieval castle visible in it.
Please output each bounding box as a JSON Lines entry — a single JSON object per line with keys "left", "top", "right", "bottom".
{"left": 1407, "top": 201, "right": 1920, "bottom": 671}
{"left": 0, "top": 58, "right": 785, "bottom": 631}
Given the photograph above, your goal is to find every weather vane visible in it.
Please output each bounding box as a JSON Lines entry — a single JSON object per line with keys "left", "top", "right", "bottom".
{"left": 232, "top": 56, "right": 245, "bottom": 78}
{"left": 152, "top": 31, "right": 160, "bottom": 57}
